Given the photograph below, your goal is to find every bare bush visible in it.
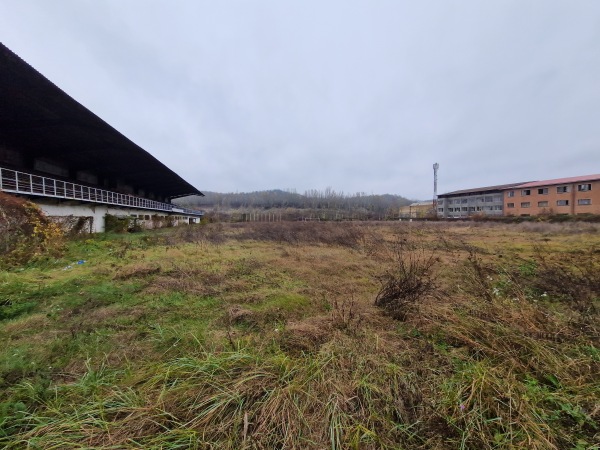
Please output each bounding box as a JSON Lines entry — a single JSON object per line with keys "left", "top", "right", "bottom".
{"left": 375, "top": 238, "right": 439, "bottom": 320}
{"left": 460, "top": 250, "right": 497, "bottom": 302}
{"left": 329, "top": 294, "right": 362, "bottom": 332}
{"left": 0, "top": 192, "right": 63, "bottom": 266}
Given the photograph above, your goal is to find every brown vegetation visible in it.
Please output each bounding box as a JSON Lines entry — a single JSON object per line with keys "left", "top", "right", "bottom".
{"left": 0, "top": 191, "right": 63, "bottom": 267}
{"left": 0, "top": 220, "right": 599, "bottom": 448}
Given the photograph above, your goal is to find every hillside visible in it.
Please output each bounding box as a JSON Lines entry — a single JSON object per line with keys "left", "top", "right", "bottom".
{"left": 0, "top": 221, "right": 599, "bottom": 448}
{"left": 176, "top": 189, "right": 413, "bottom": 220}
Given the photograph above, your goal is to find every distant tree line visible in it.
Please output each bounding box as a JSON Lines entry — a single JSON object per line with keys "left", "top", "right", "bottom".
{"left": 175, "top": 188, "right": 413, "bottom": 220}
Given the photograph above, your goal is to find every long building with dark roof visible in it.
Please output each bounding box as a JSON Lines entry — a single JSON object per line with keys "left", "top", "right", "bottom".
{"left": 437, "top": 182, "right": 528, "bottom": 218}
{"left": 0, "top": 43, "right": 204, "bottom": 231}
{"left": 438, "top": 174, "right": 600, "bottom": 218}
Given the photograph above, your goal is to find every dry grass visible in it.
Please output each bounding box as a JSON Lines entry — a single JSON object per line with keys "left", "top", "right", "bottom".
{"left": 1, "top": 220, "right": 599, "bottom": 448}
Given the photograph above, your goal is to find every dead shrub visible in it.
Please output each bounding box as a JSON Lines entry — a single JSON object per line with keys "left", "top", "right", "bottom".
{"left": 329, "top": 294, "right": 362, "bottom": 333}
{"left": 0, "top": 191, "right": 63, "bottom": 266}
{"left": 375, "top": 238, "right": 439, "bottom": 320}
{"left": 459, "top": 249, "right": 497, "bottom": 302}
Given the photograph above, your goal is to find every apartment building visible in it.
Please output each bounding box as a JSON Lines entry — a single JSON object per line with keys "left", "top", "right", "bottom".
{"left": 503, "top": 174, "right": 600, "bottom": 216}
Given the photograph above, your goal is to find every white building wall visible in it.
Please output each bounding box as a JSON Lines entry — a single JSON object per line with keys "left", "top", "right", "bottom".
{"left": 33, "top": 199, "right": 199, "bottom": 232}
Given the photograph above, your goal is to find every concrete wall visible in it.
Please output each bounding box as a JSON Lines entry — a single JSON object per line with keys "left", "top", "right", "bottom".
{"left": 33, "top": 199, "right": 199, "bottom": 232}
{"left": 504, "top": 181, "right": 600, "bottom": 216}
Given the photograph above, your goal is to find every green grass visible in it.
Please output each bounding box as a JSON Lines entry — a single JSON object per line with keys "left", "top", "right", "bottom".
{"left": 0, "top": 222, "right": 599, "bottom": 448}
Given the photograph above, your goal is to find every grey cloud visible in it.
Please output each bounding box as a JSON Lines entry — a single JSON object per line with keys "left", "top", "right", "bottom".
{"left": 1, "top": 0, "right": 599, "bottom": 199}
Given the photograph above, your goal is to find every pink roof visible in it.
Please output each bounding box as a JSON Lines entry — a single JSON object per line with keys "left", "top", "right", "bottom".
{"left": 512, "top": 174, "right": 600, "bottom": 189}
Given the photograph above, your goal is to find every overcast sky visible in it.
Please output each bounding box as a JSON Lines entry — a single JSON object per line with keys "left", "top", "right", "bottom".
{"left": 1, "top": 1, "right": 599, "bottom": 199}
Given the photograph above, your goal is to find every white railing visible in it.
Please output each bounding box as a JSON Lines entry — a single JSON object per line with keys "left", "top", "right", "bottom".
{"left": 0, "top": 166, "right": 203, "bottom": 216}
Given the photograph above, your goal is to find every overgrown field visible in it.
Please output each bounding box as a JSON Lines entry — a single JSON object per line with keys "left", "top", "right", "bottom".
{"left": 1, "top": 221, "right": 599, "bottom": 449}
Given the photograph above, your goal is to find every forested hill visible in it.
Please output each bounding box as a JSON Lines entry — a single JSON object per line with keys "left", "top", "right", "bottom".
{"left": 176, "top": 189, "right": 412, "bottom": 213}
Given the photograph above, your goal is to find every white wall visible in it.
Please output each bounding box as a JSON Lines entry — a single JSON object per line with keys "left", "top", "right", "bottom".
{"left": 33, "top": 199, "right": 199, "bottom": 232}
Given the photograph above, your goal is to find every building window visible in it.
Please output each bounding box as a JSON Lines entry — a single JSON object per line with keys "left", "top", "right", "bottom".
{"left": 557, "top": 200, "right": 569, "bottom": 206}
{"left": 461, "top": 207, "right": 468, "bottom": 212}
{"left": 507, "top": 203, "right": 515, "bottom": 208}
{"left": 438, "top": 208, "right": 444, "bottom": 212}
{"left": 493, "top": 195, "right": 502, "bottom": 202}
{"left": 494, "top": 205, "right": 503, "bottom": 210}
{"left": 461, "top": 199, "right": 468, "bottom": 204}
{"left": 538, "top": 201, "right": 549, "bottom": 207}
{"left": 507, "top": 191, "right": 515, "bottom": 197}
{"left": 521, "top": 189, "right": 531, "bottom": 196}
{"left": 469, "top": 207, "right": 475, "bottom": 212}
{"left": 485, "top": 196, "right": 493, "bottom": 202}
{"left": 538, "top": 188, "right": 548, "bottom": 195}
{"left": 557, "top": 186, "right": 570, "bottom": 193}
{"left": 578, "top": 183, "right": 592, "bottom": 192}
{"left": 521, "top": 202, "right": 530, "bottom": 208}
{"left": 578, "top": 199, "right": 592, "bottom": 205}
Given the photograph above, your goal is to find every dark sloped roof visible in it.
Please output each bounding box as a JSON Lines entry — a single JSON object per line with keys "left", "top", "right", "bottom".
{"left": 439, "top": 182, "right": 530, "bottom": 197}
{"left": 0, "top": 42, "right": 203, "bottom": 199}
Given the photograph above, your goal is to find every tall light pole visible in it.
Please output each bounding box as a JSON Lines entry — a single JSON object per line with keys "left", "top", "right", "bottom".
{"left": 433, "top": 163, "right": 439, "bottom": 216}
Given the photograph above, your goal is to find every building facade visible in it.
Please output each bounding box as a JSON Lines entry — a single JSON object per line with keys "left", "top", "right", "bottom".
{"left": 399, "top": 201, "right": 435, "bottom": 218}
{"left": 437, "top": 183, "right": 525, "bottom": 219}
{"left": 437, "top": 175, "right": 600, "bottom": 219}
{"left": 503, "top": 175, "right": 600, "bottom": 216}
{"left": 0, "top": 43, "right": 204, "bottom": 232}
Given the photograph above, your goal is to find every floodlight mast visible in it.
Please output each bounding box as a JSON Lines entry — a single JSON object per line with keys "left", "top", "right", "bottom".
{"left": 433, "top": 163, "right": 439, "bottom": 215}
